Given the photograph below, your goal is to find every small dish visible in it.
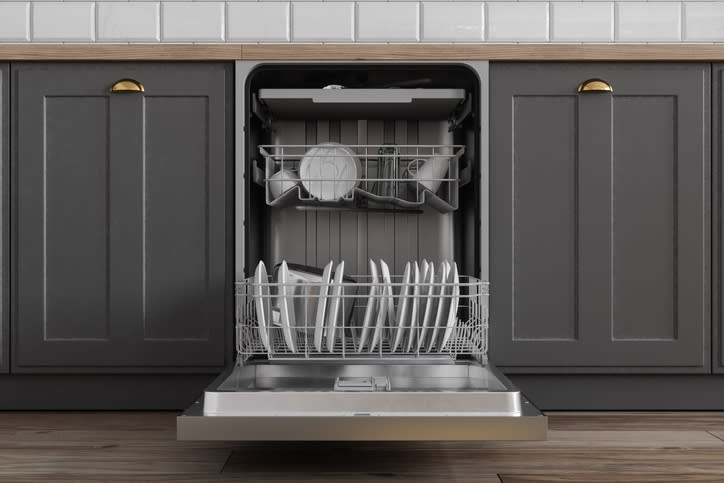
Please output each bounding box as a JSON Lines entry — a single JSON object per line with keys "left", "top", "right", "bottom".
{"left": 357, "top": 259, "right": 378, "bottom": 353}
{"left": 417, "top": 261, "right": 436, "bottom": 352}
{"left": 391, "top": 262, "right": 411, "bottom": 352}
{"left": 278, "top": 261, "right": 297, "bottom": 353}
{"left": 427, "top": 261, "right": 450, "bottom": 353}
{"left": 439, "top": 262, "right": 460, "bottom": 352}
{"left": 326, "top": 261, "right": 346, "bottom": 352}
{"left": 405, "top": 261, "right": 421, "bottom": 353}
{"left": 299, "top": 143, "right": 361, "bottom": 201}
{"left": 253, "top": 261, "right": 272, "bottom": 352}
{"left": 268, "top": 168, "right": 300, "bottom": 200}
{"left": 313, "top": 261, "right": 334, "bottom": 352}
{"left": 370, "top": 259, "right": 394, "bottom": 352}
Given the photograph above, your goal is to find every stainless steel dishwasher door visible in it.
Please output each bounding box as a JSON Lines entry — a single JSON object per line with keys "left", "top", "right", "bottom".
{"left": 177, "top": 361, "right": 547, "bottom": 441}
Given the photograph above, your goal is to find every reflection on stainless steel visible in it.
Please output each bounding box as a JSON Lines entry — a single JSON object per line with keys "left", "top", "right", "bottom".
{"left": 204, "top": 361, "right": 520, "bottom": 417}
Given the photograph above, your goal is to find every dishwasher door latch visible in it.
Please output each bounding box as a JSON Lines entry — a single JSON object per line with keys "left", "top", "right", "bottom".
{"left": 334, "top": 376, "right": 391, "bottom": 392}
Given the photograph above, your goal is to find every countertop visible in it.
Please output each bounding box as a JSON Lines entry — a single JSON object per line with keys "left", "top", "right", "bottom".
{"left": 2, "top": 44, "right": 724, "bottom": 61}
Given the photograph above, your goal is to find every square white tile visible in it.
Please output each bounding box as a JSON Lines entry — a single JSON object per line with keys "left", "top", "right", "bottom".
{"left": 421, "top": 2, "right": 483, "bottom": 42}
{"left": 486, "top": 2, "right": 548, "bottom": 42}
{"left": 0, "top": 2, "right": 30, "bottom": 42}
{"left": 32, "top": 2, "right": 95, "bottom": 42}
{"left": 551, "top": 2, "right": 612, "bottom": 42}
{"left": 291, "top": 2, "right": 355, "bottom": 42}
{"left": 162, "top": 2, "right": 224, "bottom": 42}
{"left": 616, "top": 2, "right": 681, "bottom": 42}
{"left": 684, "top": 2, "right": 724, "bottom": 42}
{"left": 227, "top": 2, "right": 289, "bottom": 42}
{"left": 97, "top": 2, "right": 160, "bottom": 42}
{"left": 357, "top": 2, "right": 419, "bottom": 42}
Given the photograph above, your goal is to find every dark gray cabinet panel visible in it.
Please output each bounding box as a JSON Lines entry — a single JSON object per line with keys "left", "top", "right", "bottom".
{"left": 490, "top": 63, "right": 710, "bottom": 372}
{"left": 714, "top": 64, "right": 724, "bottom": 373}
{"left": 0, "top": 64, "right": 7, "bottom": 373}
{"left": 12, "top": 63, "right": 230, "bottom": 371}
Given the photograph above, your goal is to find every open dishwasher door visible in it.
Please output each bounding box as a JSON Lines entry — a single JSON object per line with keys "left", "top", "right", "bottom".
{"left": 177, "top": 361, "right": 546, "bottom": 441}
{"left": 178, "top": 273, "right": 546, "bottom": 441}
{"left": 177, "top": 60, "right": 546, "bottom": 441}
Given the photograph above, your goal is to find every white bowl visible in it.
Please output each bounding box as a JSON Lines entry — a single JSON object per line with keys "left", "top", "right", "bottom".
{"left": 299, "top": 143, "right": 361, "bottom": 201}
{"left": 269, "top": 168, "right": 300, "bottom": 199}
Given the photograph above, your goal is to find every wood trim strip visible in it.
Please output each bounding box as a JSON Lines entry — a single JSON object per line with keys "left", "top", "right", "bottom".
{"left": 1, "top": 44, "right": 724, "bottom": 61}
{"left": 0, "top": 45, "right": 243, "bottom": 61}
{"left": 240, "top": 44, "right": 724, "bottom": 61}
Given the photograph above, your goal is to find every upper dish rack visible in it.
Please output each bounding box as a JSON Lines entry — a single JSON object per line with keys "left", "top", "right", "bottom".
{"left": 236, "top": 273, "right": 488, "bottom": 363}
{"left": 258, "top": 144, "right": 465, "bottom": 213}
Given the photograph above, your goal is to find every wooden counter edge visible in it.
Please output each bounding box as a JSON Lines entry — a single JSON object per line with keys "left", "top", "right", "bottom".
{"left": 0, "top": 44, "right": 721, "bottom": 61}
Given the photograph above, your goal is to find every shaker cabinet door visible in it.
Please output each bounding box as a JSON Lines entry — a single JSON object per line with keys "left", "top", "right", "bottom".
{"left": 713, "top": 64, "right": 724, "bottom": 373}
{"left": 12, "top": 63, "right": 230, "bottom": 372}
{"left": 0, "top": 64, "right": 7, "bottom": 373}
{"left": 489, "top": 63, "right": 710, "bottom": 372}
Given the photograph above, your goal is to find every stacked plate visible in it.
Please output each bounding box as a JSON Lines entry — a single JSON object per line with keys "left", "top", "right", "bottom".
{"left": 252, "top": 258, "right": 460, "bottom": 355}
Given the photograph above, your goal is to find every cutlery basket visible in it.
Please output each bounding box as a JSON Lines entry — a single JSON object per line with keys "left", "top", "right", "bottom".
{"left": 235, "top": 274, "right": 488, "bottom": 363}
{"left": 258, "top": 144, "right": 465, "bottom": 213}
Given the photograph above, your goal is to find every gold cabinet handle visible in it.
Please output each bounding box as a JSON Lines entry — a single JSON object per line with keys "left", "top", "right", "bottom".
{"left": 110, "top": 78, "right": 144, "bottom": 93}
{"left": 577, "top": 78, "right": 613, "bottom": 93}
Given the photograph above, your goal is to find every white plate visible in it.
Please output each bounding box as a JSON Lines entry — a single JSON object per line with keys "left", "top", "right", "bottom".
{"left": 313, "top": 261, "right": 334, "bottom": 352}
{"left": 405, "top": 261, "right": 421, "bottom": 353}
{"left": 299, "top": 143, "right": 361, "bottom": 201}
{"left": 370, "top": 259, "right": 395, "bottom": 352}
{"left": 391, "top": 262, "right": 411, "bottom": 352}
{"left": 439, "top": 262, "right": 460, "bottom": 352}
{"left": 253, "top": 261, "right": 272, "bottom": 352}
{"left": 427, "top": 261, "right": 450, "bottom": 353}
{"left": 357, "top": 259, "right": 378, "bottom": 353}
{"left": 326, "top": 261, "right": 346, "bottom": 352}
{"left": 416, "top": 262, "right": 435, "bottom": 352}
{"left": 278, "top": 261, "right": 297, "bottom": 353}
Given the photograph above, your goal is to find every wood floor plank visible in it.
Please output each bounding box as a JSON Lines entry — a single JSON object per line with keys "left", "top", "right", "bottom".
{"left": 0, "top": 412, "right": 177, "bottom": 431}
{"left": 0, "top": 447, "right": 232, "bottom": 476}
{"left": 0, "top": 430, "right": 232, "bottom": 449}
{"left": 499, "top": 474, "right": 724, "bottom": 483}
{"left": 546, "top": 412, "right": 724, "bottom": 431}
{"left": 0, "top": 412, "right": 723, "bottom": 481}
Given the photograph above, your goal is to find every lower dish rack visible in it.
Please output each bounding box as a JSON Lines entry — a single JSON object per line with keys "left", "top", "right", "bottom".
{"left": 235, "top": 270, "right": 489, "bottom": 363}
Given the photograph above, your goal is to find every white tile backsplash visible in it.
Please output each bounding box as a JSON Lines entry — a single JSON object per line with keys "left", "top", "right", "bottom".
{"left": 33, "top": 2, "right": 95, "bottom": 41}
{"left": 5, "top": 0, "right": 724, "bottom": 43}
{"left": 357, "top": 2, "right": 419, "bottom": 42}
{"left": 486, "top": 2, "right": 548, "bottom": 41}
{"left": 0, "top": 3, "right": 30, "bottom": 42}
{"left": 421, "top": 2, "right": 483, "bottom": 42}
{"left": 551, "top": 2, "right": 612, "bottom": 42}
{"left": 292, "top": 2, "right": 355, "bottom": 42}
{"left": 616, "top": 2, "right": 681, "bottom": 42}
{"left": 162, "top": 2, "right": 224, "bottom": 41}
{"left": 227, "top": 2, "right": 290, "bottom": 42}
{"left": 97, "top": 2, "right": 160, "bottom": 42}
{"left": 684, "top": 2, "right": 724, "bottom": 41}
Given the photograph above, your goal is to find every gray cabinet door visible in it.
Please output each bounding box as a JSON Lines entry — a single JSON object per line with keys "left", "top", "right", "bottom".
{"left": 0, "top": 64, "right": 7, "bottom": 373}
{"left": 714, "top": 64, "right": 724, "bottom": 373}
{"left": 490, "top": 63, "right": 710, "bottom": 373}
{"left": 12, "top": 63, "right": 230, "bottom": 371}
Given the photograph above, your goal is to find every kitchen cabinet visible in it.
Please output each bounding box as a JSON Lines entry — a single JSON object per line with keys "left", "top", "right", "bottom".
{"left": 714, "top": 63, "right": 724, "bottom": 374}
{"left": 0, "top": 63, "right": 7, "bottom": 373}
{"left": 489, "top": 63, "right": 710, "bottom": 373}
{"left": 12, "top": 63, "right": 231, "bottom": 371}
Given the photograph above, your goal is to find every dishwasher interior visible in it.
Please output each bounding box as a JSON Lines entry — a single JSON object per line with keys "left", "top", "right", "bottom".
{"left": 177, "top": 62, "right": 547, "bottom": 441}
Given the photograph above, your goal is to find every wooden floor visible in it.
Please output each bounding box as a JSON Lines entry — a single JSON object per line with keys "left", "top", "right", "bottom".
{"left": 1, "top": 412, "right": 724, "bottom": 482}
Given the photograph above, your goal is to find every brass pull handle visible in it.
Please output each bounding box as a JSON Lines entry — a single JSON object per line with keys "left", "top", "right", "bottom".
{"left": 577, "top": 78, "right": 613, "bottom": 93}
{"left": 110, "top": 78, "right": 144, "bottom": 93}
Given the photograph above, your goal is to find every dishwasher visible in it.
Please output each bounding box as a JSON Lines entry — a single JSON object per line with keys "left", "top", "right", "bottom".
{"left": 177, "top": 61, "right": 547, "bottom": 441}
